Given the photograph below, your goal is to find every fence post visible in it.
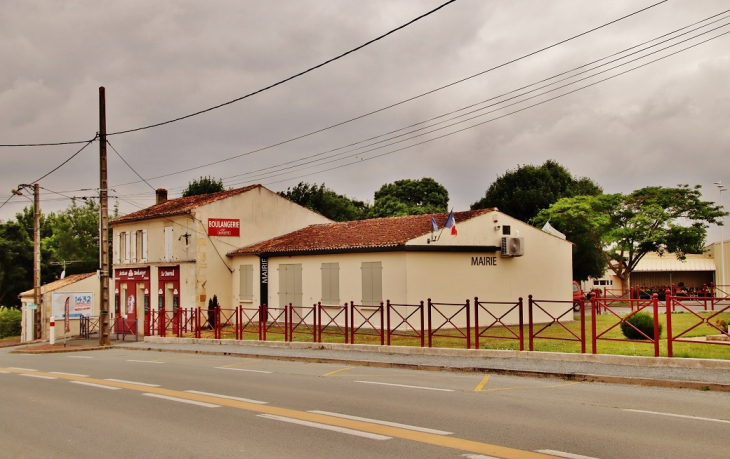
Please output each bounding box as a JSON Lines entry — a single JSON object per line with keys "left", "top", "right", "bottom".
{"left": 427, "top": 298, "right": 432, "bottom": 348}
{"left": 518, "top": 297, "right": 524, "bottom": 352}
{"left": 420, "top": 300, "right": 425, "bottom": 348}
{"left": 665, "top": 290, "right": 673, "bottom": 358}
{"left": 160, "top": 307, "right": 166, "bottom": 337}
{"left": 580, "top": 296, "right": 586, "bottom": 354}
{"left": 591, "top": 294, "right": 597, "bottom": 354}
{"left": 652, "top": 294, "right": 660, "bottom": 357}
{"left": 386, "top": 300, "right": 391, "bottom": 346}
{"left": 474, "top": 297, "right": 480, "bottom": 350}
{"left": 466, "top": 299, "right": 471, "bottom": 350}
{"left": 528, "top": 295, "right": 534, "bottom": 352}
{"left": 316, "top": 302, "right": 322, "bottom": 343}
{"left": 285, "top": 303, "right": 290, "bottom": 342}
{"left": 345, "top": 302, "right": 349, "bottom": 345}
{"left": 380, "top": 302, "right": 384, "bottom": 346}
{"left": 261, "top": 304, "right": 267, "bottom": 341}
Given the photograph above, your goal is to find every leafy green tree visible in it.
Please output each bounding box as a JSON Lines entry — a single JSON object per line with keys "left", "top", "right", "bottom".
{"left": 471, "top": 160, "right": 602, "bottom": 223}
{"left": 182, "top": 176, "right": 225, "bottom": 197}
{"left": 369, "top": 178, "right": 448, "bottom": 218}
{"left": 279, "top": 182, "right": 369, "bottom": 221}
{"left": 45, "top": 198, "right": 101, "bottom": 276}
{"left": 536, "top": 185, "right": 727, "bottom": 288}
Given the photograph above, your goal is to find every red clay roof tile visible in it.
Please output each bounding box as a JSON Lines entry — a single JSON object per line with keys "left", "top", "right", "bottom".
{"left": 229, "top": 209, "right": 493, "bottom": 255}
{"left": 111, "top": 185, "right": 261, "bottom": 225}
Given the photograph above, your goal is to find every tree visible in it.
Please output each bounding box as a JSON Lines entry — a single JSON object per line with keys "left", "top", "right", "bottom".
{"left": 471, "top": 160, "right": 602, "bottom": 223}
{"left": 278, "top": 182, "right": 369, "bottom": 221}
{"left": 369, "top": 178, "right": 448, "bottom": 218}
{"left": 45, "top": 198, "right": 101, "bottom": 276}
{"left": 536, "top": 185, "right": 727, "bottom": 288}
{"left": 182, "top": 176, "right": 225, "bottom": 197}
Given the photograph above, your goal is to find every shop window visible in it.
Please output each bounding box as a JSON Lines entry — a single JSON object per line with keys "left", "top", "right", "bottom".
{"left": 361, "top": 261, "right": 383, "bottom": 306}
{"left": 239, "top": 265, "right": 253, "bottom": 301}
{"left": 321, "top": 263, "right": 340, "bottom": 304}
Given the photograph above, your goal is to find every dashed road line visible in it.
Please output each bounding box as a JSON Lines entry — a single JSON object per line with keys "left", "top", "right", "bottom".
{"left": 355, "top": 380, "right": 454, "bottom": 392}
{"left": 142, "top": 393, "right": 220, "bottom": 408}
{"left": 481, "top": 382, "right": 581, "bottom": 393}
{"left": 8, "top": 367, "right": 38, "bottom": 371}
{"left": 309, "top": 410, "right": 451, "bottom": 435}
{"left": 20, "top": 374, "right": 56, "bottom": 380}
{"left": 105, "top": 379, "right": 160, "bottom": 387}
{"left": 66, "top": 355, "right": 93, "bottom": 359}
{"left": 322, "top": 366, "right": 355, "bottom": 377}
{"left": 51, "top": 372, "right": 89, "bottom": 377}
{"left": 623, "top": 409, "right": 730, "bottom": 425}
{"left": 215, "top": 367, "right": 272, "bottom": 374}
{"left": 537, "top": 450, "right": 600, "bottom": 459}
{"left": 474, "top": 375, "right": 490, "bottom": 392}
{"left": 258, "top": 414, "right": 391, "bottom": 440}
{"left": 71, "top": 381, "right": 122, "bottom": 390}
{"left": 126, "top": 360, "right": 164, "bottom": 364}
{"left": 185, "top": 390, "right": 268, "bottom": 405}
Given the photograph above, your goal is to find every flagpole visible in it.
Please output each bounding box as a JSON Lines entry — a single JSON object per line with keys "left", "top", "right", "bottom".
{"left": 435, "top": 208, "right": 453, "bottom": 241}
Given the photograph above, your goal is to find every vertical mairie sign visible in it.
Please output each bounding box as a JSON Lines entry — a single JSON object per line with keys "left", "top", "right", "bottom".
{"left": 208, "top": 218, "right": 240, "bottom": 237}
{"left": 260, "top": 257, "right": 268, "bottom": 306}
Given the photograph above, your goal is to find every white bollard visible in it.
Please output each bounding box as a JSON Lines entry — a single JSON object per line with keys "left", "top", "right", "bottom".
{"left": 50, "top": 316, "right": 55, "bottom": 345}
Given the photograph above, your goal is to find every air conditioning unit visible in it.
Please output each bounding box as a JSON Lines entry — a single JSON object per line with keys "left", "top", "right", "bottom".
{"left": 501, "top": 236, "right": 524, "bottom": 257}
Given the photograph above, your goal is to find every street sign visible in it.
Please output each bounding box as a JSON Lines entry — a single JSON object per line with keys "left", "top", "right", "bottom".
{"left": 27, "top": 304, "right": 37, "bottom": 310}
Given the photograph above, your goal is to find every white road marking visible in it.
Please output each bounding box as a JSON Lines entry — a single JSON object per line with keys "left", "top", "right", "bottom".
{"left": 8, "top": 367, "right": 37, "bottom": 371}
{"left": 185, "top": 390, "right": 268, "bottom": 404}
{"left": 20, "top": 374, "right": 56, "bottom": 380}
{"left": 258, "top": 414, "right": 391, "bottom": 440}
{"left": 105, "top": 379, "right": 160, "bottom": 387}
{"left": 142, "top": 393, "right": 220, "bottom": 408}
{"left": 66, "top": 356, "right": 93, "bottom": 359}
{"left": 51, "top": 372, "right": 89, "bottom": 377}
{"left": 0, "top": 371, "right": 9, "bottom": 374}
{"left": 126, "top": 360, "right": 164, "bottom": 364}
{"left": 624, "top": 409, "right": 730, "bottom": 425}
{"left": 70, "top": 381, "right": 121, "bottom": 390}
{"left": 215, "top": 367, "right": 272, "bottom": 374}
{"left": 537, "top": 451, "right": 600, "bottom": 459}
{"left": 309, "top": 410, "right": 452, "bottom": 435}
{"left": 462, "top": 454, "right": 501, "bottom": 459}
{"left": 355, "top": 380, "right": 454, "bottom": 392}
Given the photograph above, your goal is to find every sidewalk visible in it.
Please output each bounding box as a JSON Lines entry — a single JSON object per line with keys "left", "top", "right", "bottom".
{"left": 115, "top": 337, "right": 730, "bottom": 392}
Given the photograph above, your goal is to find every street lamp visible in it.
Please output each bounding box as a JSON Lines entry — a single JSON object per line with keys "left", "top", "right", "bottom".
{"left": 714, "top": 181, "right": 727, "bottom": 288}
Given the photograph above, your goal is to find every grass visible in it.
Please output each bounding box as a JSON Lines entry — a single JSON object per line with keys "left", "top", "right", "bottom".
{"left": 171, "top": 311, "right": 730, "bottom": 360}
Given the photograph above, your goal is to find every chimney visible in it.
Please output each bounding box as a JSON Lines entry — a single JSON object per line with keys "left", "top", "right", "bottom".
{"left": 155, "top": 188, "right": 168, "bottom": 205}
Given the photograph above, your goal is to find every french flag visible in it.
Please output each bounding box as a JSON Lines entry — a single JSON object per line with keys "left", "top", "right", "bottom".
{"left": 444, "top": 210, "right": 457, "bottom": 236}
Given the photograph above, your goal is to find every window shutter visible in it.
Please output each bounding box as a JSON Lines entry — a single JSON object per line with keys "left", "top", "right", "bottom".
{"left": 321, "top": 264, "right": 331, "bottom": 304}
{"left": 141, "top": 230, "right": 148, "bottom": 262}
{"left": 239, "top": 265, "right": 253, "bottom": 300}
{"left": 130, "top": 231, "right": 137, "bottom": 263}
{"left": 114, "top": 232, "right": 120, "bottom": 264}
{"left": 124, "top": 232, "right": 131, "bottom": 263}
{"left": 362, "top": 263, "right": 373, "bottom": 306}
{"left": 164, "top": 227, "right": 173, "bottom": 262}
{"left": 294, "top": 264, "right": 303, "bottom": 307}
{"left": 372, "top": 262, "right": 383, "bottom": 305}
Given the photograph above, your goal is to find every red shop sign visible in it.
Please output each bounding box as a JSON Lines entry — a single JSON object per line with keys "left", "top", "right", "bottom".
{"left": 115, "top": 268, "right": 150, "bottom": 282}
{"left": 208, "top": 218, "right": 240, "bottom": 237}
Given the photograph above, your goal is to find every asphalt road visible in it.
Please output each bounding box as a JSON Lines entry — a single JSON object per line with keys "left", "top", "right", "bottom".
{"left": 1, "top": 347, "right": 728, "bottom": 459}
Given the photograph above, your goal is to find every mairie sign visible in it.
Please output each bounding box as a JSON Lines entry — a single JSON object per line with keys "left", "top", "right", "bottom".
{"left": 208, "top": 218, "right": 240, "bottom": 237}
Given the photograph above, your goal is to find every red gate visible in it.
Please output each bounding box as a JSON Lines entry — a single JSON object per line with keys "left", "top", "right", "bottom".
{"left": 474, "top": 297, "right": 524, "bottom": 351}
{"left": 666, "top": 291, "right": 730, "bottom": 357}
{"left": 427, "top": 299, "right": 471, "bottom": 349}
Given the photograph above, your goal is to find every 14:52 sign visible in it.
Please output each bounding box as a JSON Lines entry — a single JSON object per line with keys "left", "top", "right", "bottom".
{"left": 208, "top": 218, "right": 240, "bottom": 237}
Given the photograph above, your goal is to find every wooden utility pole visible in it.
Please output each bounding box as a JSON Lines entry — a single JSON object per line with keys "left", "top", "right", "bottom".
{"left": 33, "top": 183, "right": 41, "bottom": 340}
{"left": 99, "top": 87, "right": 110, "bottom": 346}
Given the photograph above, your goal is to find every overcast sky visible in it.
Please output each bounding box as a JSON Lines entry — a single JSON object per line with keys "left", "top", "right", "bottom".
{"left": 1, "top": 0, "right": 729, "bottom": 241}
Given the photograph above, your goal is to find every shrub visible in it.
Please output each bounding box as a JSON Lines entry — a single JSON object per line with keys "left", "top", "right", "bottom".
{"left": 620, "top": 312, "right": 662, "bottom": 340}
{"left": 0, "top": 308, "right": 22, "bottom": 339}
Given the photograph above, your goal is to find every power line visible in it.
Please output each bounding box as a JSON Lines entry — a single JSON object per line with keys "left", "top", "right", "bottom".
{"left": 30, "top": 140, "right": 95, "bottom": 184}
{"left": 107, "top": 0, "right": 458, "bottom": 136}
{"left": 107, "top": 140, "right": 157, "bottom": 191}
{"left": 112, "top": 0, "right": 668, "bottom": 187}
{"left": 173, "top": 13, "right": 730, "bottom": 188}
{"left": 0, "top": 137, "right": 97, "bottom": 148}
{"left": 253, "top": 29, "right": 730, "bottom": 188}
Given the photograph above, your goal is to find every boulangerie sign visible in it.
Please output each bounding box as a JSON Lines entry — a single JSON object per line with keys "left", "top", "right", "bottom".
{"left": 208, "top": 218, "right": 240, "bottom": 237}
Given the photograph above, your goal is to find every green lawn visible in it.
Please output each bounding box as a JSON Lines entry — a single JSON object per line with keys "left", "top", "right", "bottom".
{"left": 181, "top": 311, "right": 730, "bottom": 360}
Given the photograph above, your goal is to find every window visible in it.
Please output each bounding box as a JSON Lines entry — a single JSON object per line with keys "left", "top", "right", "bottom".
{"left": 124, "top": 232, "right": 131, "bottom": 263}
{"left": 164, "top": 227, "right": 173, "bottom": 262}
{"left": 239, "top": 265, "right": 253, "bottom": 301}
{"left": 361, "top": 261, "right": 383, "bottom": 306}
{"left": 321, "top": 263, "right": 340, "bottom": 304}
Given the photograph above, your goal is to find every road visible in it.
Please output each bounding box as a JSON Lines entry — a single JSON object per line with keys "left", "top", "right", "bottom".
{"left": 1, "top": 347, "right": 728, "bottom": 459}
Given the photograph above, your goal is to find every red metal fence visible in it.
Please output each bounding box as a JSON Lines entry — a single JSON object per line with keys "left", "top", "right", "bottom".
{"left": 79, "top": 292, "right": 729, "bottom": 358}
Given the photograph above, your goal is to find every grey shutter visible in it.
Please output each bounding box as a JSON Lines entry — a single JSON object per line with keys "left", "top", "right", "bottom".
{"left": 361, "top": 262, "right": 382, "bottom": 306}
{"left": 322, "top": 264, "right": 331, "bottom": 304}
{"left": 239, "top": 265, "right": 253, "bottom": 300}
{"left": 294, "top": 264, "right": 303, "bottom": 307}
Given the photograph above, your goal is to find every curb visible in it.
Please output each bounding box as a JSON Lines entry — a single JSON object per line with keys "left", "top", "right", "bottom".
{"left": 115, "top": 344, "right": 730, "bottom": 393}
{"left": 10, "top": 345, "right": 110, "bottom": 354}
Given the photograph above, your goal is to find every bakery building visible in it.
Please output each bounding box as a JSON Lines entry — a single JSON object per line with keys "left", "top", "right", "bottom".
{"left": 109, "top": 185, "right": 330, "bottom": 324}
{"left": 228, "top": 209, "right": 574, "bottom": 324}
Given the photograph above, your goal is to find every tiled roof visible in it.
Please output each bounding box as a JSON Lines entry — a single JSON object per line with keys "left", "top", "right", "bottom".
{"left": 111, "top": 185, "right": 261, "bottom": 225}
{"left": 19, "top": 272, "right": 96, "bottom": 298}
{"left": 229, "top": 209, "right": 493, "bottom": 255}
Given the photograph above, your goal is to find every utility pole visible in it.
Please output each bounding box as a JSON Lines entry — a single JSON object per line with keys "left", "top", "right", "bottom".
{"left": 99, "top": 87, "right": 110, "bottom": 346}
{"left": 33, "top": 183, "right": 41, "bottom": 340}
